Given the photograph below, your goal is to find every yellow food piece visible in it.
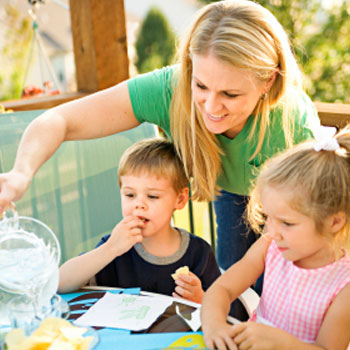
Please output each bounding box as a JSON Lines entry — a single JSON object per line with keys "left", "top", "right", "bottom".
{"left": 3, "top": 329, "right": 26, "bottom": 347}
{"left": 171, "top": 266, "right": 190, "bottom": 280}
{"left": 61, "top": 327, "right": 86, "bottom": 340}
{"left": 5, "top": 317, "right": 93, "bottom": 350}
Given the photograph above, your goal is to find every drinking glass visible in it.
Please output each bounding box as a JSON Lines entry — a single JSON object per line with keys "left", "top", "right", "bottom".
{"left": 8, "top": 294, "right": 67, "bottom": 336}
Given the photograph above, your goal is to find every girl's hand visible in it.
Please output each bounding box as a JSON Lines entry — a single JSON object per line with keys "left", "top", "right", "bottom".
{"left": 231, "top": 322, "right": 292, "bottom": 350}
{"left": 106, "top": 215, "right": 144, "bottom": 256}
{"left": 172, "top": 272, "right": 205, "bottom": 303}
{"left": 203, "top": 322, "right": 238, "bottom": 350}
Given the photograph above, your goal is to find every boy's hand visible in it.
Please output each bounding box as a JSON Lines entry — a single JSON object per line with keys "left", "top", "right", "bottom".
{"left": 107, "top": 215, "right": 144, "bottom": 256}
{"left": 172, "top": 271, "right": 204, "bottom": 303}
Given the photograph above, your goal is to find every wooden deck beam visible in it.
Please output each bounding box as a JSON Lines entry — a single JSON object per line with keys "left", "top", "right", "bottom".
{"left": 315, "top": 101, "right": 350, "bottom": 127}
{"left": 68, "top": 0, "right": 129, "bottom": 92}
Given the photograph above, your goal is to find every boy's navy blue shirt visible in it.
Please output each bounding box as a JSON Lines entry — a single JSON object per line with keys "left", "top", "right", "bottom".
{"left": 94, "top": 228, "right": 221, "bottom": 296}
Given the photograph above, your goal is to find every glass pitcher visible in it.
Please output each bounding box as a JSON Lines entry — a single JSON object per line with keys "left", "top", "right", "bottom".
{"left": 0, "top": 208, "right": 61, "bottom": 327}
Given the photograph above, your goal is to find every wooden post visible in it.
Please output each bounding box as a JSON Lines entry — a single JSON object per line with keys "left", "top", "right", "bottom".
{"left": 68, "top": 0, "right": 129, "bottom": 93}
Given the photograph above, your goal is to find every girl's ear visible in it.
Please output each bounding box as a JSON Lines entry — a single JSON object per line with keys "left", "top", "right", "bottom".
{"left": 175, "top": 187, "right": 189, "bottom": 210}
{"left": 326, "top": 212, "right": 346, "bottom": 234}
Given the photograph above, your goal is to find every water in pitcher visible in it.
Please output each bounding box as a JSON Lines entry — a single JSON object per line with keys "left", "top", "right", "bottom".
{"left": 0, "top": 214, "right": 60, "bottom": 326}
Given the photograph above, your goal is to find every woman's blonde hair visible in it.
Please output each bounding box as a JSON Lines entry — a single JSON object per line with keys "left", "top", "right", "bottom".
{"left": 170, "top": 0, "right": 303, "bottom": 201}
{"left": 118, "top": 137, "right": 189, "bottom": 193}
{"left": 247, "top": 125, "right": 350, "bottom": 254}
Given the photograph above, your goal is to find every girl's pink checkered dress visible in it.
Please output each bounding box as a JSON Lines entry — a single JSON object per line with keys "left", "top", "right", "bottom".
{"left": 251, "top": 240, "right": 350, "bottom": 343}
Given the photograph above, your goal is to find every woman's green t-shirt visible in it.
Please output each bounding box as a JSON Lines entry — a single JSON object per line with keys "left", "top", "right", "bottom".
{"left": 127, "top": 65, "right": 320, "bottom": 196}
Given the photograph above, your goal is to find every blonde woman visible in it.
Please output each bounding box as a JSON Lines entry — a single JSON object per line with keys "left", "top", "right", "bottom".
{"left": 0, "top": 1, "right": 319, "bottom": 300}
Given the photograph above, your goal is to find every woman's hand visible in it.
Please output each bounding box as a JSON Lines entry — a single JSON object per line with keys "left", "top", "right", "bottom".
{"left": 172, "top": 271, "right": 204, "bottom": 303}
{"left": 203, "top": 321, "right": 239, "bottom": 350}
{"left": 106, "top": 215, "right": 144, "bottom": 257}
{"left": 0, "top": 170, "right": 31, "bottom": 214}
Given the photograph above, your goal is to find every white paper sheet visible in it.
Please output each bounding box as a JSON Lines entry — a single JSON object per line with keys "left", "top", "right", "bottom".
{"left": 74, "top": 292, "right": 173, "bottom": 331}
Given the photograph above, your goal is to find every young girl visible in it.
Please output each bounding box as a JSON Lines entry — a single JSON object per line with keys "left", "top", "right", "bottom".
{"left": 201, "top": 126, "right": 350, "bottom": 350}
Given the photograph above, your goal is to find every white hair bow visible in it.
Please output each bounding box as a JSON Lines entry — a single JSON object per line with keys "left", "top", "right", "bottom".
{"left": 313, "top": 126, "right": 340, "bottom": 152}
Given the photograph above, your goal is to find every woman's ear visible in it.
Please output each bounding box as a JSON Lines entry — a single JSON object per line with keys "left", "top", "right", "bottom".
{"left": 175, "top": 187, "right": 190, "bottom": 210}
{"left": 326, "top": 212, "right": 346, "bottom": 234}
{"left": 264, "top": 70, "right": 278, "bottom": 92}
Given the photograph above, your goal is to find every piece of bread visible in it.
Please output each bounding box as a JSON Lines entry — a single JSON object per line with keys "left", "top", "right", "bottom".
{"left": 171, "top": 266, "right": 190, "bottom": 280}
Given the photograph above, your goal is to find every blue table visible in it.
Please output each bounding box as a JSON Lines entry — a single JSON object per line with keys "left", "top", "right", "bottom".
{"left": 60, "top": 287, "right": 206, "bottom": 350}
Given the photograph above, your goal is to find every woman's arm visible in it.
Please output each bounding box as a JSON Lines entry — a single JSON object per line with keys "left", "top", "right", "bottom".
{"left": 201, "top": 236, "right": 270, "bottom": 350}
{"left": 0, "top": 81, "right": 139, "bottom": 213}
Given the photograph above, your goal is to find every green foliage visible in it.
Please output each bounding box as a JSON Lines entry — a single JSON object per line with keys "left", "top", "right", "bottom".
{"left": 301, "top": 2, "right": 350, "bottom": 103}
{"left": 197, "top": 0, "right": 350, "bottom": 104}
{"left": 0, "top": 4, "right": 32, "bottom": 101}
{"left": 135, "top": 6, "right": 176, "bottom": 74}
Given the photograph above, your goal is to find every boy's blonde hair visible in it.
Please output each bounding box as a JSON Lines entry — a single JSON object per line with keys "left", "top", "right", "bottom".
{"left": 118, "top": 138, "right": 189, "bottom": 193}
{"left": 247, "top": 125, "right": 350, "bottom": 254}
{"left": 170, "top": 0, "right": 303, "bottom": 201}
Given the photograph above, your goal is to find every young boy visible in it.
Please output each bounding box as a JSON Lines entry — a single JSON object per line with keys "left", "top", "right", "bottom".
{"left": 58, "top": 138, "right": 221, "bottom": 303}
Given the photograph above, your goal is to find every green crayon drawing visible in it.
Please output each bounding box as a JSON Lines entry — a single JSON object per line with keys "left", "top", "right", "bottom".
{"left": 120, "top": 295, "right": 137, "bottom": 306}
{"left": 119, "top": 306, "right": 151, "bottom": 320}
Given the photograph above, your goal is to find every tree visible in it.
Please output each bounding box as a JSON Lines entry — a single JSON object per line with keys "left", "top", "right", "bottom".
{"left": 301, "top": 2, "right": 350, "bottom": 103}
{"left": 135, "top": 6, "right": 176, "bottom": 74}
{"left": 197, "top": 0, "right": 350, "bottom": 104}
{"left": 0, "top": 4, "right": 32, "bottom": 100}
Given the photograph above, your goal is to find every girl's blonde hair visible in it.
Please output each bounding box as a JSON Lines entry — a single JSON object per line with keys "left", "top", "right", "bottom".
{"left": 118, "top": 137, "right": 189, "bottom": 193}
{"left": 170, "top": 0, "right": 303, "bottom": 201}
{"left": 248, "top": 125, "right": 350, "bottom": 254}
